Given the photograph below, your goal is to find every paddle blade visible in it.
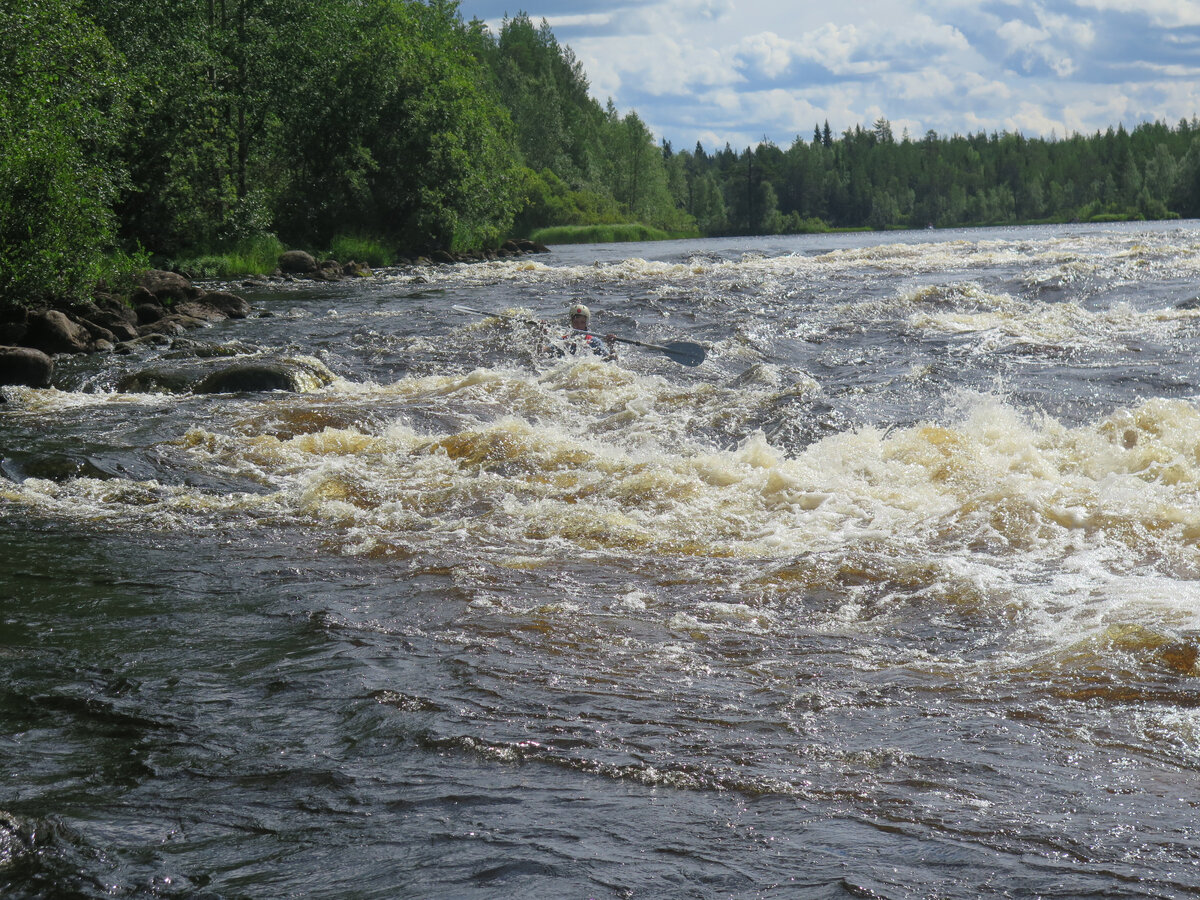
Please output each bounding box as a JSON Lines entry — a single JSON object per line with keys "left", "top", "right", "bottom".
{"left": 658, "top": 341, "right": 706, "bottom": 367}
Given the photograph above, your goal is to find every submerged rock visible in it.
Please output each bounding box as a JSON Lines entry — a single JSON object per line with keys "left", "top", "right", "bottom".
{"left": 118, "top": 355, "right": 336, "bottom": 395}
{"left": 116, "top": 365, "right": 198, "bottom": 394}
{"left": 8, "top": 453, "right": 116, "bottom": 482}
{"left": 195, "top": 357, "right": 335, "bottom": 394}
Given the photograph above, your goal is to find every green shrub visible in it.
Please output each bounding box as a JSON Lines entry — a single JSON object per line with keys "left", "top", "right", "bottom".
{"left": 327, "top": 234, "right": 393, "bottom": 267}
{"left": 0, "top": 0, "right": 131, "bottom": 305}
{"left": 530, "top": 223, "right": 678, "bottom": 244}
{"left": 172, "top": 234, "right": 286, "bottom": 278}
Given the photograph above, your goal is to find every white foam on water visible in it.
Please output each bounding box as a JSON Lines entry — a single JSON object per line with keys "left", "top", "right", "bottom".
{"left": 10, "top": 227, "right": 1200, "bottom": 667}
{"left": 8, "top": 368, "right": 1200, "bottom": 575}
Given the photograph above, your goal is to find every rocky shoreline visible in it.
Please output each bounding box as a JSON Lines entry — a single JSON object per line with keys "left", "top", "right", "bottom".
{"left": 0, "top": 240, "right": 550, "bottom": 390}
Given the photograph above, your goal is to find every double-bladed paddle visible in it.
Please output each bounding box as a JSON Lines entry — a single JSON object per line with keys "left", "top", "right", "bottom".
{"left": 452, "top": 304, "right": 706, "bottom": 367}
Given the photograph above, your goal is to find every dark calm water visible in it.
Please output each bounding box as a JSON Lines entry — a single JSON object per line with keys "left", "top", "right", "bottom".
{"left": 5, "top": 222, "right": 1200, "bottom": 898}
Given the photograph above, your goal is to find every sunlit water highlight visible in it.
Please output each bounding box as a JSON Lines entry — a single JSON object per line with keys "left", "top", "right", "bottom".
{"left": 4, "top": 222, "right": 1200, "bottom": 898}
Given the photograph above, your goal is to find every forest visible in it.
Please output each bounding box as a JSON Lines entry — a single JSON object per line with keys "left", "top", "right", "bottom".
{"left": 5, "top": 0, "right": 1200, "bottom": 306}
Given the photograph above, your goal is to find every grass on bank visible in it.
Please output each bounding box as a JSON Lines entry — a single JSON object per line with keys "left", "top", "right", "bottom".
{"left": 169, "top": 233, "right": 397, "bottom": 278}
{"left": 530, "top": 224, "right": 696, "bottom": 244}
{"left": 169, "top": 234, "right": 287, "bottom": 278}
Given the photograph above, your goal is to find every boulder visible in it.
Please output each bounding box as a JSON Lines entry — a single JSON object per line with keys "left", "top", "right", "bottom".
{"left": 135, "top": 302, "right": 166, "bottom": 325}
{"left": 195, "top": 357, "right": 335, "bottom": 394}
{"left": 90, "top": 315, "right": 139, "bottom": 342}
{"left": 201, "top": 291, "right": 251, "bottom": 318}
{"left": 118, "top": 355, "right": 336, "bottom": 395}
{"left": 73, "top": 316, "right": 117, "bottom": 345}
{"left": 24, "top": 310, "right": 92, "bottom": 354}
{"left": 196, "top": 363, "right": 300, "bottom": 393}
{"left": 92, "top": 293, "right": 139, "bottom": 325}
{"left": 175, "top": 301, "right": 230, "bottom": 324}
{"left": 0, "top": 346, "right": 53, "bottom": 387}
{"left": 0, "top": 321, "right": 27, "bottom": 346}
{"left": 278, "top": 250, "right": 318, "bottom": 274}
{"left": 131, "top": 286, "right": 158, "bottom": 306}
{"left": 137, "top": 316, "right": 188, "bottom": 337}
{"left": 116, "top": 365, "right": 197, "bottom": 394}
{"left": 137, "top": 269, "right": 197, "bottom": 303}
{"left": 14, "top": 454, "right": 115, "bottom": 481}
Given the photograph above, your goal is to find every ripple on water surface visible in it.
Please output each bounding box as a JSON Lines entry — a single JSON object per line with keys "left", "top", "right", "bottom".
{"left": 5, "top": 225, "right": 1200, "bottom": 897}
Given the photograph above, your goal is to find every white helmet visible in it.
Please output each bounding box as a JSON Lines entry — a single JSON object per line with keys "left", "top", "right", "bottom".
{"left": 569, "top": 303, "right": 591, "bottom": 321}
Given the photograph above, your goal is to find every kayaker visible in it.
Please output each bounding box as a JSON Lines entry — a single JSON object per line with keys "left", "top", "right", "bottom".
{"left": 565, "top": 303, "right": 617, "bottom": 360}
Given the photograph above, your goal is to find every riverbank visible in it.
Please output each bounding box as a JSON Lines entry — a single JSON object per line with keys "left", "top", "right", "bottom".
{"left": 0, "top": 240, "right": 551, "bottom": 390}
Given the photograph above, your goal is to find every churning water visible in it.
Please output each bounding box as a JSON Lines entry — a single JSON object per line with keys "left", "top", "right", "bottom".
{"left": 4, "top": 222, "right": 1200, "bottom": 898}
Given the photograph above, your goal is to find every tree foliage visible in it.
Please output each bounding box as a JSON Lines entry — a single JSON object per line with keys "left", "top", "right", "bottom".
{"left": 672, "top": 119, "right": 1200, "bottom": 236}
{"left": 0, "top": 0, "right": 133, "bottom": 303}
{"left": 473, "top": 14, "right": 696, "bottom": 236}
{"left": 7, "top": 0, "right": 1200, "bottom": 306}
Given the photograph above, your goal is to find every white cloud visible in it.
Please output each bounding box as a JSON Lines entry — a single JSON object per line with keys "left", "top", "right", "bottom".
{"left": 963, "top": 72, "right": 1014, "bottom": 103}
{"left": 909, "top": 16, "right": 972, "bottom": 54}
{"left": 996, "top": 13, "right": 1081, "bottom": 77}
{"left": 542, "top": 13, "right": 615, "bottom": 29}
{"left": 736, "top": 32, "right": 797, "bottom": 79}
{"left": 1038, "top": 10, "right": 1096, "bottom": 47}
{"left": 1075, "top": 0, "right": 1200, "bottom": 28}
{"left": 576, "top": 33, "right": 736, "bottom": 97}
{"left": 712, "top": 88, "right": 747, "bottom": 111}
{"left": 669, "top": 0, "right": 735, "bottom": 20}
{"left": 891, "top": 69, "right": 961, "bottom": 102}
{"left": 1005, "top": 102, "right": 1070, "bottom": 136}
{"left": 457, "top": 0, "right": 1200, "bottom": 148}
{"left": 741, "top": 88, "right": 825, "bottom": 135}
{"left": 806, "top": 23, "right": 862, "bottom": 73}
{"left": 997, "top": 18, "right": 1048, "bottom": 53}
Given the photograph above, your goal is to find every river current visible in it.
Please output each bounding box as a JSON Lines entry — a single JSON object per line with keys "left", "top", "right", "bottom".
{"left": 4, "top": 222, "right": 1200, "bottom": 898}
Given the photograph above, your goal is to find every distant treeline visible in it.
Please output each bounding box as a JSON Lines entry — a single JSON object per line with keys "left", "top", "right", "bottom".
{"left": 4, "top": 0, "right": 1200, "bottom": 305}
{"left": 685, "top": 118, "right": 1200, "bottom": 234}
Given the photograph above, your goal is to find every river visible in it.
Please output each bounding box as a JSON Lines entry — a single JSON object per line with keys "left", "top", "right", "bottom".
{"left": 3, "top": 222, "right": 1200, "bottom": 898}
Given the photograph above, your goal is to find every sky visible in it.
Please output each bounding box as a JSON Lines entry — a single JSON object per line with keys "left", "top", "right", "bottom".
{"left": 456, "top": 0, "right": 1200, "bottom": 151}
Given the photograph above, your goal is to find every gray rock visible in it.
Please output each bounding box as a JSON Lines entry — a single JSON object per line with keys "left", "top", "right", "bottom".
{"left": 175, "top": 300, "right": 230, "bottom": 323}
{"left": 137, "top": 269, "right": 197, "bottom": 302}
{"left": 93, "top": 293, "right": 137, "bottom": 324}
{"left": 278, "top": 250, "right": 318, "bottom": 274}
{"left": 91, "top": 315, "right": 139, "bottom": 342}
{"left": 201, "top": 291, "right": 251, "bottom": 318}
{"left": 73, "top": 316, "right": 117, "bottom": 344}
{"left": 116, "top": 366, "right": 196, "bottom": 394}
{"left": 25, "top": 310, "right": 91, "bottom": 354}
{"left": 195, "top": 357, "right": 335, "bottom": 394}
{"left": 135, "top": 302, "right": 166, "bottom": 324}
{"left": 0, "top": 346, "right": 54, "bottom": 387}
{"left": 117, "top": 355, "right": 336, "bottom": 395}
{"left": 137, "top": 317, "right": 187, "bottom": 337}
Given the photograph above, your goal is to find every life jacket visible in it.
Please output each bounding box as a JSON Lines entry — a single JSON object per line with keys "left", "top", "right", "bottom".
{"left": 561, "top": 331, "right": 607, "bottom": 356}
